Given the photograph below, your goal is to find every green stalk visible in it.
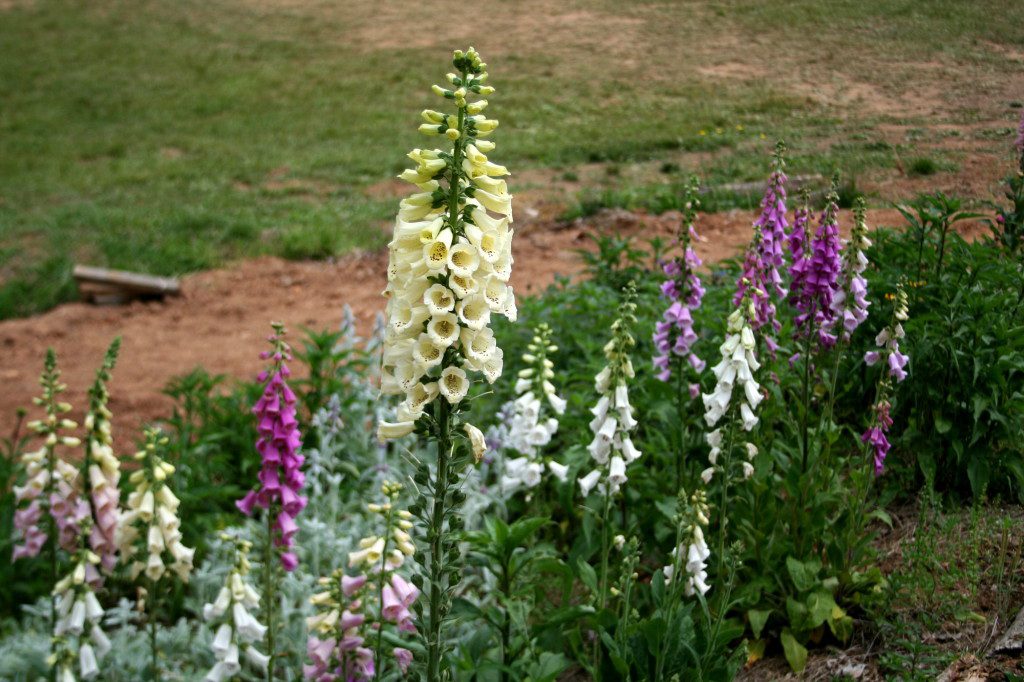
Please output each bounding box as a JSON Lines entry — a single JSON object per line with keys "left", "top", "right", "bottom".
{"left": 149, "top": 587, "right": 159, "bottom": 681}
{"left": 425, "top": 401, "right": 451, "bottom": 682}
{"left": 264, "top": 506, "right": 277, "bottom": 681}
{"left": 714, "top": 421, "right": 738, "bottom": 585}
{"left": 45, "top": 439, "right": 57, "bottom": 682}
{"left": 675, "top": 361, "right": 686, "bottom": 491}
{"left": 500, "top": 562, "right": 511, "bottom": 682}
{"left": 372, "top": 506, "right": 394, "bottom": 682}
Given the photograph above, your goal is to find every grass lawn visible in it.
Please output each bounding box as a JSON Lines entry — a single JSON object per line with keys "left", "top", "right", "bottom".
{"left": 2, "top": 0, "right": 1022, "bottom": 318}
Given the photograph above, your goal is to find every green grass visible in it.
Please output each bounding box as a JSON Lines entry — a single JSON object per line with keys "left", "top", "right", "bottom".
{"left": 1, "top": 0, "right": 1022, "bottom": 318}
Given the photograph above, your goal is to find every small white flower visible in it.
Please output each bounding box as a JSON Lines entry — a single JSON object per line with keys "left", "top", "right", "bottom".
{"left": 547, "top": 461, "right": 569, "bottom": 482}
{"left": 578, "top": 470, "right": 601, "bottom": 497}
{"left": 701, "top": 467, "right": 715, "bottom": 484}
{"left": 439, "top": 366, "right": 470, "bottom": 404}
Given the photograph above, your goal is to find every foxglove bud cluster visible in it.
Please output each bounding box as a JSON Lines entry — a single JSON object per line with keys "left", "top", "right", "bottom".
{"left": 117, "top": 428, "right": 194, "bottom": 584}
{"left": 578, "top": 283, "right": 642, "bottom": 497}
{"left": 500, "top": 323, "right": 567, "bottom": 494}
{"left": 13, "top": 351, "right": 84, "bottom": 560}
{"left": 237, "top": 323, "right": 307, "bottom": 571}
{"left": 831, "top": 199, "right": 872, "bottom": 341}
{"left": 203, "top": 535, "right": 270, "bottom": 681}
{"left": 305, "top": 568, "right": 376, "bottom": 681}
{"left": 653, "top": 177, "right": 706, "bottom": 384}
{"left": 734, "top": 143, "right": 789, "bottom": 352}
{"left": 83, "top": 339, "right": 121, "bottom": 574}
{"left": 663, "top": 489, "right": 711, "bottom": 597}
{"left": 789, "top": 180, "right": 842, "bottom": 353}
{"left": 378, "top": 46, "right": 514, "bottom": 441}
{"left": 52, "top": 540, "right": 111, "bottom": 681}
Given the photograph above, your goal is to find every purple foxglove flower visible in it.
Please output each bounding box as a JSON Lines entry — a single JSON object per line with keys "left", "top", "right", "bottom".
{"left": 789, "top": 183, "right": 842, "bottom": 352}
{"left": 653, "top": 180, "right": 705, "bottom": 385}
{"left": 735, "top": 145, "right": 790, "bottom": 352}
{"left": 237, "top": 325, "right": 306, "bottom": 571}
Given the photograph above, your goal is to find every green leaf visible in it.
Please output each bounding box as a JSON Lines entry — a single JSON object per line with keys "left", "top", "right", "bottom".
{"left": 508, "top": 516, "right": 549, "bottom": 550}
{"left": 748, "top": 609, "right": 771, "bottom": 639}
{"left": 786, "top": 556, "right": 820, "bottom": 593}
{"left": 868, "top": 508, "right": 894, "bottom": 528}
{"left": 651, "top": 568, "right": 666, "bottom": 606}
{"left": 828, "top": 605, "right": 854, "bottom": 643}
{"left": 967, "top": 455, "right": 990, "bottom": 498}
{"left": 933, "top": 411, "right": 952, "bottom": 434}
{"left": 806, "top": 591, "right": 838, "bottom": 629}
{"left": 781, "top": 628, "right": 808, "bottom": 674}
{"left": 575, "top": 559, "right": 599, "bottom": 596}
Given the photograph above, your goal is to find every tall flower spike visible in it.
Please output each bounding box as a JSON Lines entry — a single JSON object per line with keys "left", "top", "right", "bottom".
{"left": 862, "top": 282, "right": 911, "bottom": 474}
{"left": 832, "top": 198, "right": 872, "bottom": 341}
{"left": 117, "top": 428, "right": 194, "bottom": 584}
{"left": 83, "top": 338, "right": 122, "bottom": 575}
{"left": 701, "top": 282, "right": 763, "bottom": 484}
{"left": 788, "top": 187, "right": 812, "bottom": 262}
{"left": 14, "top": 350, "right": 85, "bottom": 561}
{"left": 578, "top": 282, "right": 642, "bottom": 498}
{"left": 789, "top": 176, "right": 843, "bottom": 355}
{"left": 52, "top": 531, "right": 110, "bottom": 681}
{"left": 734, "top": 142, "right": 789, "bottom": 354}
{"left": 236, "top": 323, "right": 307, "bottom": 571}
{"left": 653, "top": 176, "right": 706, "bottom": 385}
{"left": 378, "top": 47, "right": 511, "bottom": 682}
{"left": 203, "top": 535, "right": 270, "bottom": 682}
{"left": 378, "top": 45, "right": 514, "bottom": 441}
{"left": 662, "top": 488, "right": 711, "bottom": 597}
{"left": 500, "top": 323, "right": 566, "bottom": 495}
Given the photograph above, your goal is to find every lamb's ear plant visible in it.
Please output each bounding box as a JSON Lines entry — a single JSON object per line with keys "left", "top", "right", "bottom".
{"left": 377, "top": 45, "right": 515, "bottom": 681}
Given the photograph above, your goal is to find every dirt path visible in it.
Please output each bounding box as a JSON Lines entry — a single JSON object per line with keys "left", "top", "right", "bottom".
{"left": 0, "top": 206, "right": 908, "bottom": 441}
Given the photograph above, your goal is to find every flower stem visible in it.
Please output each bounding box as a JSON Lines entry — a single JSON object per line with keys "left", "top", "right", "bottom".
{"left": 45, "top": 440, "right": 57, "bottom": 682}
{"left": 264, "top": 506, "right": 277, "bottom": 681}
{"left": 149, "top": 590, "right": 158, "bottom": 681}
{"left": 426, "top": 400, "right": 451, "bottom": 682}
{"left": 373, "top": 506, "right": 394, "bottom": 682}
{"left": 500, "top": 563, "right": 511, "bottom": 682}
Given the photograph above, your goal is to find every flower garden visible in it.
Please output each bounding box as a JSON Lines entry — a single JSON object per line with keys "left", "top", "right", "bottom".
{"left": 1, "top": 44, "right": 1023, "bottom": 682}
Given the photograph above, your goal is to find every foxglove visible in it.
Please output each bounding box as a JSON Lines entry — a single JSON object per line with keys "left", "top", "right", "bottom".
{"left": 202, "top": 535, "right": 270, "bottom": 682}
{"left": 831, "top": 199, "right": 872, "bottom": 341}
{"left": 734, "top": 143, "right": 789, "bottom": 352}
{"left": 578, "top": 282, "right": 641, "bottom": 498}
{"left": 662, "top": 489, "right": 711, "bottom": 598}
{"left": 83, "top": 338, "right": 121, "bottom": 575}
{"left": 52, "top": 542, "right": 110, "bottom": 681}
{"left": 236, "top": 323, "right": 306, "bottom": 571}
{"left": 117, "top": 428, "right": 194, "bottom": 584}
{"left": 499, "top": 323, "right": 566, "bottom": 495}
{"left": 653, "top": 176, "right": 706, "bottom": 382}
{"left": 863, "top": 283, "right": 911, "bottom": 474}
{"left": 789, "top": 180, "right": 842, "bottom": 354}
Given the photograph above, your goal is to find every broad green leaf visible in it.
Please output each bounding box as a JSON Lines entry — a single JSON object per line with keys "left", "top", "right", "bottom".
{"left": 780, "top": 628, "right": 808, "bottom": 674}
{"left": 576, "top": 559, "right": 598, "bottom": 595}
{"left": 748, "top": 609, "right": 771, "bottom": 639}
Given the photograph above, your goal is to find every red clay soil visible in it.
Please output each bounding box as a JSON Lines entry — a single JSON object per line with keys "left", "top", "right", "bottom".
{"left": 0, "top": 207, "right": 908, "bottom": 442}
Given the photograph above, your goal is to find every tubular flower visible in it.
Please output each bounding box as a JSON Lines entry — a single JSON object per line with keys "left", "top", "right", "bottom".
{"left": 236, "top": 323, "right": 307, "bottom": 571}
{"left": 734, "top": 143, "right": 789, "bottom": 353}
{"left": 117, "top": 428, "right": 194, "bottom": 585}
{"left": 863, "top": 283, "right": 911, "bottom": 475}
{"left": 52, "top": 538, "right": 111, "bottom": 681}
{"left": 13, "top": 351, "right": 84, "bottom": 560}
{"left": 83, "top": 338, "right": 122, "bottom": 575}
{"left": 379, "top": 47, "right": 515, "bottom": 441}
{"left": 701, "top": 284, "right": 763, "bottom": 484}
{"left": 203, "top": 535, "right": 270, "bottom": 682}
{"left": 789, "top": 179, "right": 842, "bottom": 354}
{"left": 579, "top": 282, "right": 641, "bottom": 497}
{"left": 304, "top": 568, "right": 375, "bottom": 682}
{"left": 831, "top": 198, "right": 872, "bottom": 341}
{"left": 499, "top": 323, "right": 566, "bottom": 495}
{"left": 653, "top": 176, "right": 706, "bottom": 384}
{"left": 788, "top": 189, "right": 811, "bottom": 262}
{"left": 663, "top": 489, "right": 711, "bottom": 597}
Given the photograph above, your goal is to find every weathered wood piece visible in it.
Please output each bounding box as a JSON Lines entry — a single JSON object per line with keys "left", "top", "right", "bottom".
{"left": 73, "top": 265, "right": 181, "bottom": 305}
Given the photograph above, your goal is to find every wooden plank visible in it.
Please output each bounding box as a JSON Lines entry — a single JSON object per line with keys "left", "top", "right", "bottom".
{"left": 73, "top": 265, "right": 181, "bottom": 296}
